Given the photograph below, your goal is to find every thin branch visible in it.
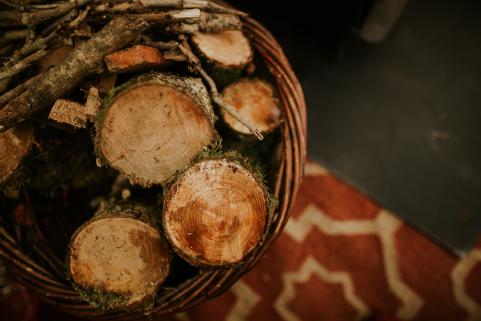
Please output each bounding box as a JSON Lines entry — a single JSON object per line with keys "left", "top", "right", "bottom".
{"left": 68, "top": 6, "right": 90, "bottom": 28}
{"left": 177, "top": 37, "right": 263, "bottom": 140}
{"left": 0, "top": 74, "right": 40, "bottom": 107}
{"left": 205, "top": 1, "right": 248, "bottom": 17}
{"left": 0, "top": 29, "right": 29, "bottom": 47}
{"left": 126, "top": 8, "right": 200, "bottom": 22}
{"left": 9, "top": 9, "right": 77, "bottom": 63}
{"left": 0, "top": 50, "right": 47, "bottom": 81}
{"left": 25, "top": 2, "right": 65, "bottom": 10}
{"left": 0, "top": 0, "right": 92, "bottom": 26}
{"left": 165, "top": 22, "right": 199, "bottom": 34}
{"left": 0, "top": 16, "right": 149, "bottom": 132}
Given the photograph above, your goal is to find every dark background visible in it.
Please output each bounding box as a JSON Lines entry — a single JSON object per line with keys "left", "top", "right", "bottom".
{"left": 233, "top": 0, "right": 481, "bottom": 254}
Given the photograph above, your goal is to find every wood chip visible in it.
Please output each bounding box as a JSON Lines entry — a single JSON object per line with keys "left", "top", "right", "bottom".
{"left": 85, "top": 87, "right": 101, "bottom": 121}
{"left": 49, "top": 99, "right": 87, "bottom": 128}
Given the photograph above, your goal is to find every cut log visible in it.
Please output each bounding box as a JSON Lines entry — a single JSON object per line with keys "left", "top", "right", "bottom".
{"left": 0, "top": 123, "right": 34, "bottom": 185}
{"left": 48, "top": 99, "right": 87, "bottom": 128}
{"left": 68, "top": 208, "right": 170, "bottom": 310}
{"left": 163, "top": 158, "right": 268, "bottom": 267}
{"left": 96, "top": 73, "right": 216, "bottom": 187}
{"left": 191, "top": 30, "right": 253, "bottom": 85}
{"left": 104, "top": 45, "right": 174, "bottom": 73}
{"left": 221, "top": 78, "right": 281, "bottom": 135}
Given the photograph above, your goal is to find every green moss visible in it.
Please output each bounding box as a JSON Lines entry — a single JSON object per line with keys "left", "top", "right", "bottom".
{"left": 73, "top": 284, "right": 132, "bottom": 311}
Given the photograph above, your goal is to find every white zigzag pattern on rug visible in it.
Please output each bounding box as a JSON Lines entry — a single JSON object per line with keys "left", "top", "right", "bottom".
{"left": 275, "top": 255, "right": 370, "bottom": 321}
{"left": 284, "top": 204, "right": 423, "bottom": 320}
{"left": 451, "top": 249, "right": 481, "bottom": 321}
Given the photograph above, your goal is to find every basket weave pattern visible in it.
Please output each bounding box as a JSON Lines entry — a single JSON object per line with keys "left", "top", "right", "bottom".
{"left": 0, "top": 9, "right": 307, "bottom": 320}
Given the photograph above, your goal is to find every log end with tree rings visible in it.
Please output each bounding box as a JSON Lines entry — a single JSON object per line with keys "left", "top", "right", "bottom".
{"left": 221, "top": 78, "right": 282, "bottom": 136}
{"left": 163, "top": 158, "right": 268, "bottom": 267}
{"left": 191, "top": 30, "right": 253, "bottom": 85}
{"left": 96, "top": 73, "right": 216, "bottom": 187}
{"left": 68, "top": 210, "right": 171, "bottom": 310}
{"left": 0, "top": 123, "right": 34, "bottom": 185}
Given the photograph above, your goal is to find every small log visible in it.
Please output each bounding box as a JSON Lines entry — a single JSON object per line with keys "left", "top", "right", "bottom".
{"left": 191, "top": 30, "right": 253, "bottom": 85}
{"left": 48, "top": 99, "right": 87, "bottom": 128}
{"left": 68, "top": 207, "right": 171, "bottom": 310}
{"left": 163, "top": 158, "right": 268, "bottom": 267}
{"left": 104, "top": 45, "right": 173, "bottom": 73}
{"left": 221, "top": 78, "right": 281, "bottom": 136}
{"left": 96, "top": 72, "right": 216, "bottom": 187}
{"left": 0, "top": 123, "right": 34, "bottom": 185}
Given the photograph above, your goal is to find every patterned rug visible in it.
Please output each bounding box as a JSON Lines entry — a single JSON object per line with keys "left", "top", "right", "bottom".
{"left": 2, "top": 161, "right": 481, "bottom": 321}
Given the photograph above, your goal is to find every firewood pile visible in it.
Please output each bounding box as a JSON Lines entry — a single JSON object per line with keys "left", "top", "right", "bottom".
{"left": 0, "top": 0, "right": 286, "bottom": 312}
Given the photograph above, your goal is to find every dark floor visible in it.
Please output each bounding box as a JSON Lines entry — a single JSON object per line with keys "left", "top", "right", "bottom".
{"left": 234, "top": 0, "right": 481, "bottom": 254}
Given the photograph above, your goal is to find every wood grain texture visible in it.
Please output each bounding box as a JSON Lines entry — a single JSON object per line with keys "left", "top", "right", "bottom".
{"left": 191, "top": 30, "right": 252, "bottom": 69}
{"left": 163, "top": 158, "right": 267, "bottom": 267}
{"left": 96, "top": 73, "right": 216, "bottom": 186}
{"left": 221, "top": 78, "right": 281, "bottom": 135}
{"left": 68, "top": 214, "right": 170, "bottom": 309}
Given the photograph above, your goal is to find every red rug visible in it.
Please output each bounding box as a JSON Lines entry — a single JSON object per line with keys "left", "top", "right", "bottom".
{"left": 2, "top": 161, "right": 481, "bottom": 321}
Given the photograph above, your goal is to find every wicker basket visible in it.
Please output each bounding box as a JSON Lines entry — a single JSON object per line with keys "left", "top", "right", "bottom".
{"left": 0, "top": 4, "right": 307, "bottom": 319}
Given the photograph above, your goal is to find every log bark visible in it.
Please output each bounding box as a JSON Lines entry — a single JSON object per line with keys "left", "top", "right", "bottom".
{"left": 96, "top": 72, "right": 216, "bottom": 187}
{"left": 190, "top": 30, "right": 253, "bottom": 85}
{"left": 198, "top": 12, "right": 242, "bottom": 32}
{"left": 221, "top": 78, "right": 282, "bottom": 136}
{"left": 68, "top": 206, "right": 170, "bottom": 310}
{"left": 0, "top": 0, "right": 91, "bottom": 27}
{"left": 0, "top": 16, "right": 149, "bottom": 132}
{"left": 163, "top": 158, "right": 268, "bottom": 267}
